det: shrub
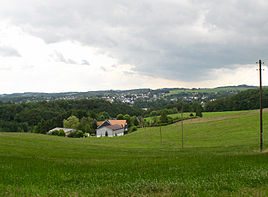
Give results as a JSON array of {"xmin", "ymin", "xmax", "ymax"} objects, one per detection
[
  {"xmin": 50, "ymin": 130, "xmax": 59, "ymax": 136},
  {"xmin": 57, "ymin": 129, "xmax": 66, "ymax": 137},
  {"xmin": 67, "ymin": 130, "xmax": 84, "ymax": 138},
  {"xmin": 75, "ymin": 131, "xmax": 84, "ymax": 138},
  {"xmin": 130, "ymin": 126, "xmax": 137, "ymax": 133},
  {"xmin": 67, "ymin": 132, "xmax": 75, "ymax": 138},
  {"xmin": 49, "ymin": 129, "xmax": 66, "ymax": 137},
  {"xmin": 84, "ymin": 133, "xmax": 90, "ymax": 137}
]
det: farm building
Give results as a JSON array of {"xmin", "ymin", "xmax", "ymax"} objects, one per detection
[
  {"xmin": 48, "ymin": 127, "xmax": 76, "ymax": 135},
  {"xmin": 96, "ymin": 120, "xmax": 127, "ymax": 137}
]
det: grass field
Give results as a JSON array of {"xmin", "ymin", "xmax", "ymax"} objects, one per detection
[
  {"xmin": 145, "ymin": 110, "xmax": 251, "ymax": 122},
  {"xmin": 167, "ymin": 87, "xmax": 254, "ymax": 96},
  {"xmin": 0, "ymin": 110, "xmax": 267, "ymax": 196}
]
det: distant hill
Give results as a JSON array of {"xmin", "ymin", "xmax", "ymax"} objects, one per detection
[
  {"xmin": 167, "ymin": 84, "xmax": 257, "ymax": 95},
  {"xmin": 0, "ymin": 89, "xmax": 151, "ymax": 103},
  {"xmin": 0, "ymin": 85, "xmax": 260, "ymax": 107},
  {"xmin": 215, "ymin": 84, "xmax": 257, "ymax": 89},
  {"xmin": 205, "ymin": 88, "xmax": 268, "ymax": 112}
]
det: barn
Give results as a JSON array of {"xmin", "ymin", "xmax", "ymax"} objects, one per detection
[{"xmin": 96, "ymin": 120, "xmax": 127, "ymax": 137}]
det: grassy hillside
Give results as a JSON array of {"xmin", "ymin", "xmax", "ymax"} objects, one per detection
[
  {"xmin": 167, "ymin": 85, "xmax": 256, "ymax": 96},
  {"xmin": 144, "ymin": 110, "xmax": 251, "ymax": 122},
  {"xmin": 0, "ymin": 110, "xmax": 267, "ymax": 196}
]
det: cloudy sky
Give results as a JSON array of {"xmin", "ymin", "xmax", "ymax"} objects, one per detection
[{"xmin": 0, "ymin": 0, "xmax": 268, "ymax": 93}]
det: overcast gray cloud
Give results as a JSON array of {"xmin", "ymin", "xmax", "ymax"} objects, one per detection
[
  {"xmin": 52, "ymin": 51, "xmax": 77, "ymax": 64},
  {"xmin": 0, "ymin": 0, "xmax": 268, "ymax": 82},
  {"xmin": 0, "ymin": 46, "xmax": 20, "ymax": 57},
  {"xmin": 81, "ymin": 60, "xmax": 90, "ymax": 66},
  {"xmin": 52, "ymin": 51, "xmax": 92, "ymax": 65}
]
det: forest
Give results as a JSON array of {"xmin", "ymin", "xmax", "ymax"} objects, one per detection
[
  {"xmin": 0, "ymin": 88, "xmax": 267, "ymax": 134},
  {"xmin": 204, "ymin": 88, "xmax": 268, "ymax": 112},
  {"xmin": 0, "ymin": 99, "xmax": 143, "ymax": 133}
]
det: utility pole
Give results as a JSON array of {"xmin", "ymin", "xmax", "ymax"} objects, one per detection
[
  {"xmin": 181, "ymin": 104, "xmax": 184, "ymax": 149},
  {"xmin": 258, "ymin": 60, "xmax": 263, "ymax": 152}
]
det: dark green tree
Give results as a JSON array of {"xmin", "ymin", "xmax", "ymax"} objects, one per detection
[
  {"xmin": 116, "ymin": 114, "xmax": 124, "ymax": 120},
  {"xmin": 123, "ymin": 114, "xmax": 131, "ymax": 126},
  {"xmin": 63, "ymin": 115, "xmax": 79, "ymax": 129},
  {"xmin": 77, "ymin": 117, "xmax": 91, "ymax": 133},
  {"xmin": 131, "ymin": 116, "xmax": 139, "ymax": 126},
  {"xmin": 160, "ymin": 111, "xmax": 168, "ymax": 123},
  {"xmin": 195, "ymin": 106, "xmax": 203, "ymax": 117}
]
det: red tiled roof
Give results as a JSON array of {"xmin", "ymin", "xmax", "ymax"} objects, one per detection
[
  {"xmin": 97, "ymin": 121, "xmax": 104, "ymax": 126},
  {"xmin": 108, "ymin": 120, "xmax": 127, "ymax": 127},
  {"xmin": 97, "ymin": 120, "xmax": 127, "ymax": 128}
]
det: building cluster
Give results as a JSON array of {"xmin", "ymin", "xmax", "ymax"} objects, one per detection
[
  {"xmin": 101, "ymin": 91, "xmax": 216, "ymax": 107},
  {"xmin": 101, "ymin": 92, "xmax": 166, "ymax": 105}
]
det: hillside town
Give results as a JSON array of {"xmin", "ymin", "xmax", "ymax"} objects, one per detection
[{"xmin": 0, "ymin": 85, "xmax": 255, "ymax": 108}]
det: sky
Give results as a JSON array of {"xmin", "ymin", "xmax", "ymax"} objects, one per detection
[{"xmin": 0, "ymin": 0, "xmax": 268, "ymax": 94}]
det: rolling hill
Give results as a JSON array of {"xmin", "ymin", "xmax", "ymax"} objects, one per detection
[{"xmin": 0, "ymin": 109, "xmax": 267, "ymax": 196}]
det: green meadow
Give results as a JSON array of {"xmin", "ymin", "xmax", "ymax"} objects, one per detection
[
  {"xmin": 145, "ymin": 110, "xmax": 250, "ymax": 122},
  {"xmin": 0, "ymin": 110, "xmax": 267, "ymax": 196},
  {"xmin": 167, "ymin": 86, "xmax": 254, "ymax": 96}
]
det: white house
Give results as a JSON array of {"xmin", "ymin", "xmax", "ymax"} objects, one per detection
[
  {"xmin": 48, "ymin": 127, "xmax": 76, "ymax": 135},
  {"xmin": 96, "ymin": 120, "xmax": 127, "ymax": 137}
]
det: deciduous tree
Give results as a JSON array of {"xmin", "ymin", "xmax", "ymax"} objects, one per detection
[{"xmin": 63, "ymin": 115, "xmax": 79, "ymax": 129}]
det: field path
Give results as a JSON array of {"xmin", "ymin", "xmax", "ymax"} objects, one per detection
[{"xmin": 177, "ymin": 108, "xmax": 268, "ymax": 125}]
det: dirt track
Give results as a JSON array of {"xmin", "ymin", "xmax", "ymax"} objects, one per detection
[{"xmin": 176, "ymin": 108, "xmax": 268, "ymax": 125}]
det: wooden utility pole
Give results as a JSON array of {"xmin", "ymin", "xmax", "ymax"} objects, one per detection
[
  {"xmin": 258, "ymin": 60, "xmax": 263, "ymax": 152},
  {"xmin": 181, "ymin": 104, "xmax": 184, "ymax": 149}
]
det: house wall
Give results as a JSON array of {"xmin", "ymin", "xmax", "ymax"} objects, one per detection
[
  {"xmin": 113, "ymin": 128, "xmax": 124, "ymax": 136},
  {"xmin": 96, "ymin": 127, "xmax": 113, "ymax": 137},
  {"xmin": 96, "ymin": 127, "xmax": 124, "ymax": 137}
]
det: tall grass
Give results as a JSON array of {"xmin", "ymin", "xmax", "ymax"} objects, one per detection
[{"xmin": 0, "ymin": 110, "xmax": 267, "ymax": 196}]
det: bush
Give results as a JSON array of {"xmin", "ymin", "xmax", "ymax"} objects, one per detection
[
  {"xmin": 129, "ymin": 126, "xmax": 137, "ymax": 133},
  {"xmin": 84, "ymin": 133, "xmax": 90, "ymax": 137},
  {"xmin": 67, "ymin": 130, "xmax": 84, "ymax": 138},
  {"xmin": 50, "ymin": 130, "xmax": 59, "ymax": 136},
  {"xmin": 58, "ymin": 129, "xmax": 66, "ymax": 136},
  {"xmin": 67, "ymin": 132, "xmax": 75, "ymax": 138},
  {"xmin": 49, "ymin": 129, "xmax": 66, "ymax": 137}
]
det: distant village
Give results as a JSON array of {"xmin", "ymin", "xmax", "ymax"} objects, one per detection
[
  {"xmin": 100, "ymin": 92, "xmax": 164, "ymax": 105},
  {"xmin": 0, "ymin": 85, "xmax": 254, "ymax": 108},
  {"xmin": 99, "ymin": 91, "xmax": 215, "ymax": 108}
]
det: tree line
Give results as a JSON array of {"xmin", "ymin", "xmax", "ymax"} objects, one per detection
[
  {"xmin": 144, "ymin": 102, "xmax": 203, "ymax": 117},
  {"xmin": 204, "ymin": 88, "xmax": 268, "ymax": 112},
  {"xmin": 0, "ymin": 99, "xmax": 143, "ymax": 133},
  {"xmin": 0, "ymin": 88, "xmax": 266, "ymax": 133}
]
